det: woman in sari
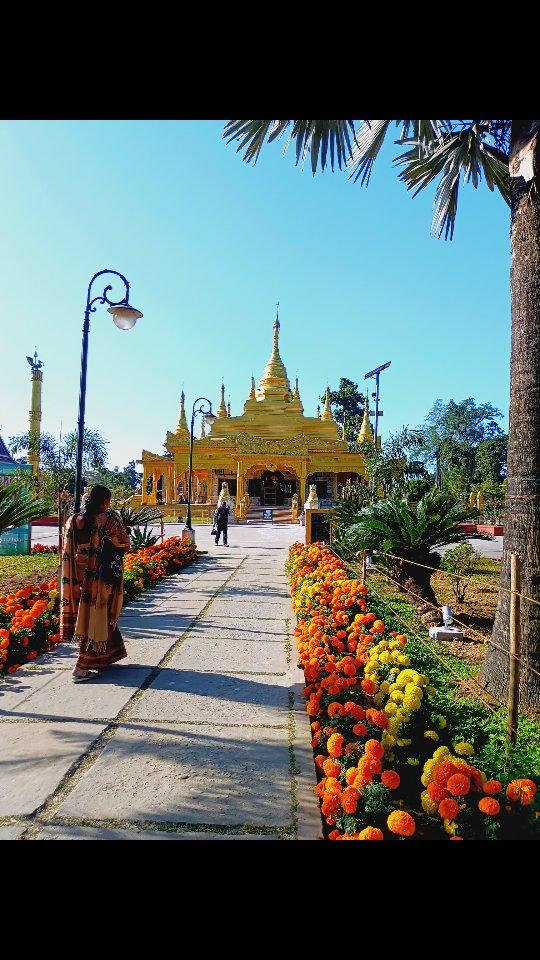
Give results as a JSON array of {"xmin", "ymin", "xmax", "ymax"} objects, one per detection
[{"xmin": 60, "ymin": 484, "xmax": 131, "ymax": 682}]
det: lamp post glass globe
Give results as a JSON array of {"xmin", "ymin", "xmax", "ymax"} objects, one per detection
[
  {"xmin": 204, "ymin": 412, "xmax": 217, "ymax": 425},
  {"xmin": 107, "ymin": 303, "xmax": 143, "ymax": 331}
]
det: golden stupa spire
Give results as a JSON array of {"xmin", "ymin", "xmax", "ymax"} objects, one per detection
[
  {"xmin": 217, "ymin": 382, "xmax": 227, "ymax": 418},
  {"xmin": 321, "ymin": 386, "xmax": 333, "ymax": 421},
  {"xmin": 358, "ymin": 395, "xmax": 374, "ymax": 443},
  {"xmin": 200, "ymin": 416, "xmax": 206, "ymax": 438},
  {"xmin": 293, "ymin": 377, "xmax": 300, "ymax": 399},
  {"xmin": 177, "ymin": 388, "xmax": 188, "ymax": 432},
  {"xmin": 250, "ymin": 375, "xmax": 256, "ymax": 399},
  {"xmin": 227, "ymin": 401, "xmax": 231, "ymax": 417},
  {"xmin": 259, "ymin": 304, "xmax": 291, "ymax": 394}
]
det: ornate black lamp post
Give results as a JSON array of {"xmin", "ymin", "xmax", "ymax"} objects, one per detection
[
  {"xmin": 186, "ymin": 397, "xmax": 216, "ymax": 534},
  {"xmin": 74, "ymin": 269, "xmax": 143, "ymax": 513}
]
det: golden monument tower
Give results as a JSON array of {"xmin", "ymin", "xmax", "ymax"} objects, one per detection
[{"xmin": 26, "ymin": 350, "xmax": 44, "ymax": 476}]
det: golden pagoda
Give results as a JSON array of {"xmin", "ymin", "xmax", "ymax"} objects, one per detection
[{"xmin": 138, "ymin": 313, "xmax": 366, "ymax": 516}]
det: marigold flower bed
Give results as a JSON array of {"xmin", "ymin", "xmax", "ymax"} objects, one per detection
[
  {"xmin": 0, "ymin": 536, "xmax": 197, "ymax": 677},
  {"xmin": 287, "ymin": 542, "xmax": 538, "ymax": 840}
]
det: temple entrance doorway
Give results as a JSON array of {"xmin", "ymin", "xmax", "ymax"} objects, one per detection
[{"xmin": 247, "ymin": 470, "xmax": 297, "ymax": 507}]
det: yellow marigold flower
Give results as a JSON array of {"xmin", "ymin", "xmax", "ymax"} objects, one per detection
[
  {"xmin": 433, "ymin": 746, "xmax": 450, "ymax": 761},
  {"xmin": 390, "ymin": 690, "xmax": 404, "ymax": 703},
  {"xmin": 443, "ymin": 819, "xmax": 458, "ymax": 835},
  {"xmin": 384, "ymin": 702, "xmax": 398, "ymax": 716},
  {"xmin": 437, "ymin": 715, "xmax": 447, "ymax": 729},
  {"xmin": 424, "ymin": 759, "xmax": 436, "ymax": 774},
  {"xmin": 378, "ymin": 651, "xmax": 390, "ymax": 663},
  {"xmin": 407, "ymin": 757, "xmax": 420, "ymax": 766},
  {"xmin": 417, "ymin": 674, "xmax": 428, "ymax": 686},
  {"xmin": 383, "ymin": 734, "xmax": 396, "ymax": 747},
  {"xmin": 380, "ymin": 681, "xmax": 390, "ymax": 696},
  {"xmin": 403, "ymin": 695, "xmax": 421, "ymax": 712},
  {"xmin": 405, "ymin": 682, "xmax": 423, "ymax": 696},
  {"xmin": 454, "ymin": 742, "xmax": 475, "ymax": 756},
  {"xmin": 421, "ymin": 791, "xmax": 438, "ymax": 815},
  {"xmin": 424, "ymin": 730, "xmax": 440, "ymax": 741},
  {"xmin": 421, "ymin": 772, "xmax": 433, "ymax": 787}
]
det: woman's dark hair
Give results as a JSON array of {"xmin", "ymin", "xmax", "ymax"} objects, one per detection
[{"xmin": 81, "ymin": 484, "xmax": 112, "ymax": 532}]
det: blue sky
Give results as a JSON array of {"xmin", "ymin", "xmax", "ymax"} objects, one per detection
[{"xmin": 0, "ymin": 120, "xmax": 510, "ymax": 468}]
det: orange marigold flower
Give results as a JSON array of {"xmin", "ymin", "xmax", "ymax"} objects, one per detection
[
  {"xmin": 433, "ymin": 761, "xmax": 459, "ymax": 784},
  {"xmin": 381, "ymin": 770, "xmax": 400, "ymax": 790},
  {"xmin": 324, "ymin": 777, "xmax": 342, "ymax": 796},
  {"xmin": 327, "ymin": 733, "xmax": 344, "ymax": 757},
  {"xmin": 361, "ymin": 678, "xmax": 377, "ymax": 695},
  {"xmin": 314, "ymin": 754, "xmax": 326, "ymax": 770},
  {"xmin": 365, "ymin": 739, "xmax": 384, "ymax": 759},
  {"xmin": 483, "ymin": 780, "xmax": 502, "ymax": 795},
  {"xmin": 328, "ymin": 829, "xmax": 341, "ymax": 840},
  {"xmin": 323, "ymin": 758, "xmax": 341, "ymax": 778},
  {"xmin": 427, "ymin": 781, "xmax": 449, "ymax": 804},
  {"xmin": 478, "ymin": 797, "xmax": 500, "ymax": 816},
  {"xmin": 358, "ymin": 826, "xmax": 384, "ymax": 840},
  {"xmin": 387, "ymin": 810, "xmax": 416, "ymax": 837},
  {"xmin": 438, "ymin": 798, "xmax": 459, "ymax": 820},
  {"xmin": 352, "ymin": 722, "xmax": 368, "ymax": 737},
  {"xmin": 506, "ymin": 778, "xmax": 537, "ymax": 805},
  {"xmin": 449, "ymin": 836, "xmax": 464, "ymax": 840},
  {"xmin": 321, "ymin": 794, "xmax": 341, "ymax": 817},
  {"xmin": 327, "ymin": 702, "xmax": 344, "ymax": 717},
  {"xmin": 447, "ymin": 773, "xmax": 471, "ymax": 797},
  {"xmin": 341, "ymin": 786, "xmax": 360, "ymax": 814},
  {"xmin": 345, "ymin": 767, "xmax": 359, "ymax": 785}
]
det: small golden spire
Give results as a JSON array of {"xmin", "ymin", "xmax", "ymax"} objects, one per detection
[
  {"xmin": 200, "ymin": 417, "xmax": 206, "ymax": 438},
  {"xmin": 177, "ymin": 388, "xmax": 188, "ymax": 432},
  {"xmin": 293, "ymin": 377, "xmax": 300, "ymax": 399},
  {"xmin": 260, "ymin": 307, "xmax": 291, "ymax": 393},
  {"xmin": 217, "ymin": 382, "xmax": 227, "ymax": 418},
  {"xmin": 358, "ymin": 395, "xmax": 374, "ymax": 443},
  {"xmin": 227, "ymin": 401, "xmax": 231, "ymax": 417},
  {"xmin": 321, "ymin": 386, "xmax": 333, "ymax": 421},
  {"xmin": 250, "ymin": 375, "xmax": 256, "ymax": 399},
  {"xmin": 317, "ymin": 404, "xmax": 321, "ymax": 419}
]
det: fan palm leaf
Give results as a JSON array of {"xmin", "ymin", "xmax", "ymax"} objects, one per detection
[{"xmin": 0, "ymin": 484, "xmax": 52, "ymax": 537}]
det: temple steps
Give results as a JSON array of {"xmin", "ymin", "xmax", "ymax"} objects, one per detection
[{"xmin": 245, "ymin": 505, "xmax": 297, "ymax": 524}]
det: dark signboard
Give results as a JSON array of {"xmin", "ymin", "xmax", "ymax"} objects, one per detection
[
  {"xmin": 307, "ymin": 510, "xmax": 331, "ymax": 545},
  {"xmin": 262, "ymin": 509, "xmax": 273, "ymax": 521}
]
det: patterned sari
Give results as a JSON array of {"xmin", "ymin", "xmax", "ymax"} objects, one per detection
[{"xmin": 61, "ymin": 510, "xmax": 128, "ymax": 670}]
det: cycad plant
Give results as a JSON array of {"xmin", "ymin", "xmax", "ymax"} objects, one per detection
[
  {"xmin": 336, "ymin": 489, "xmax": 478, "ymax": 603},
  {"xmin": 118, "ymin": 504, "xmax": 163, "ymax": 529},
  {"xmin": 0, "ymin": 483, "xmax": 52, "ymax": 538},
  {"xmin": 129, "ymin": 524, "xmax": 159, "ymax": 551}
]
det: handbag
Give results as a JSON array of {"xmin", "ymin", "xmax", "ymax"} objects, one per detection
[{"xmin": 98, "ymin": 536, "xmax": 124, "ymax": 585}]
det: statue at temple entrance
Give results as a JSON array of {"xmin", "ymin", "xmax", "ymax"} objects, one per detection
[
  {"xmin": 304, "ymin": 484, "xmax": 319, "ymax": 510},
  {"xmin": 218, "ymin": 481, "xmax": 233, "ymax": 508}
]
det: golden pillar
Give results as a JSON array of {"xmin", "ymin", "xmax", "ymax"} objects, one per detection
[{"xmin": 27, "ymin": 351, "xmax": 43, "ymax": 477}]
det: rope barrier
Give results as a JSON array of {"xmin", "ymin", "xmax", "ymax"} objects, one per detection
[{"xmin": 370, "ymin": 549, "xmax": 540, "ymax": 608}]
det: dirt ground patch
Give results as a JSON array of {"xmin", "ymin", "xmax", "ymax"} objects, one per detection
[
  {"xmin": 431, "ymin": 557, "xmax": 501, "ymax": 641},
  {"xmin": 0, "ymin": 555, "xmax": 59, "ymax": 595}
]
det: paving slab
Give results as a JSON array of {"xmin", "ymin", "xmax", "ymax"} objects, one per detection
[
  {"xmin": 1, "ymin": 668, "xmax": 62, "ymax": 714},
  {"xmin": 56, "ymin": 722, "xmax": 292, "ymax": 827},
  {"xmin": 209, "ymin": 600, "xmax": 289, "ymax": 620},
  {"xmin": 120, "ymin": 631, "xmax": 179, "ymax": 667},
  {"xmin": 7, "ymin": 666, "xmax": 151, "ymax": 721},
  {"xmin": 188, "ymin": 617, "xmax": 289, "ymax": 640},
  {"xmin": 0, "ymin": 721, "xmax": 106, "ymax": 817},
  {"xmin": 130, "ymin": 668, "xmax": 289, "ymax": 724},
  {"xmin": 169, "ymin": 635, "xmax": 288, "ymax": 674},
  {"xmin": 34, "ymin": 824, "xmax": 278, "ymax": 840},
  {"xmin": 0, "ymin": 825, "xmax": 27, "ymax": 840},
  {"xmin": 117, "ymin": 612, "xmax": 196, "ymax": 634}
]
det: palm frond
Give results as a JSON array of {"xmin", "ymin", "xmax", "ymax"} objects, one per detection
[
  {"xmin": 223, "ymin": 120, "xmax": 357, "ymax": 171},
  {"xmin": 0, "ymin": 484, "xmax": 53, "ymax": 537}
]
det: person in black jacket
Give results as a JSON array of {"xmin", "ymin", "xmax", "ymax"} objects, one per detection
[{"xmin": 214, "ymin": 501, "xmax": 230, "ymax": 546}]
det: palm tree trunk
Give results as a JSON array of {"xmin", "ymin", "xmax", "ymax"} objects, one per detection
[{"xmin": 481, "ymin": 120, "xmax": 540, "ymax": 708}]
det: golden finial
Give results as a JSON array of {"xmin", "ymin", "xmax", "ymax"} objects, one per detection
[
  {"xmin": 200, "ymin": 417, "xmax": 206, "ymax": 438},
  {"xmin": 217, "ymin": 382, "xmax": 227, "ymax": 418},
  {"xmin": 227, "ymin": 401, "xmax": 231, "ymax": 417},
  {"xmin": 358, "ymin": 395, "xmax": 374, "ymax": 443},
  {"xmin": 317, "ymin": 404, "xmax": 321, "ymax": 419},
  {"xmin": 293, "ymin": 377, "xmax": 300, "ymax": 399},
  {"xmin": 321, "ymin": 386, "xmax": 333, "ymax": 421},
  {"xmin": 177, "ymin": 388, "xmax": 188, "ymax": 432},
  {"xmin": 250, "ymin": 375, "xmax": 256, "ymax": 399},
  {"xmin": 260, "ymin": 306, "xmax": 290, "ymax": 393}
]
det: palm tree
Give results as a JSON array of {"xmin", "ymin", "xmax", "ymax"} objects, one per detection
[
  {"xmin": 0, "ymin": 483, "xmax": 52, "ymax": 538},
  {"xmin": 334, "ymin": 489, "xmax": 476, "ymax": 604},
  {"xmin": 224, "ymin": 119, "xmax": 540, "ymax": 708}
]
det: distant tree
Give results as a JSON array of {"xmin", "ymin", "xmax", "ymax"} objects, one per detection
[
  {"xmin": 420, "ymin": 398, "xmax": 504, "ymax": 489},
  {"xmin": 474, "ymin": 436, "xmax": 508, "ymax": 484},
  {"xmin": 9, "ymin": 428, "xmax": 108, "ymax": 500}
]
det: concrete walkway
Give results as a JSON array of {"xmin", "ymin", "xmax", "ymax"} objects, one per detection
[{"xmin": 0, "ymin": 524, "xmax": 322, "ymax": 841}]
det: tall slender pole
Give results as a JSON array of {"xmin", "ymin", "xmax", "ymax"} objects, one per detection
[
  {"xmin": 186, "ymin": 411, "xmax": 195, "ymax": 531},
  {"xmin": 374, "ymin": 371, "xmax": 380, "ymax": 448},
  {"xmin": 507, "ymin": 552, "xmax": 521, "ymax": 745},
  {"xmin": 74, "ymin": 309, "xmax": 91, "ymax": 513}
]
